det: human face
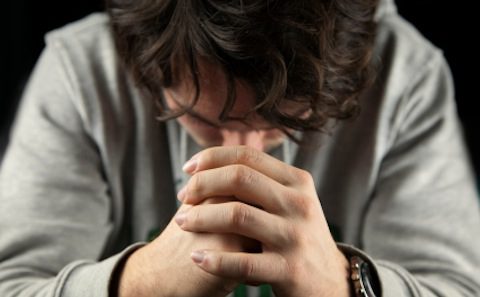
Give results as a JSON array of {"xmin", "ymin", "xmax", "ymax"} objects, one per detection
[{"xmin": 163, "ymin": 61, "xmax": 288, "ymax": 152}]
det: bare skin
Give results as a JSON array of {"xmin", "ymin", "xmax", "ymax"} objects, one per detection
[
  {"xmin": 118, "ymin": 200, "xmax": 255, "ymax": 297},
  {"xmin": 176, "ymin": 146, "xmax": 350, "ymax": 297}
]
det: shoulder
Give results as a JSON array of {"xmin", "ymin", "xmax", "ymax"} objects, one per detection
[
  {"xmin": 42, "ymin": 13, "xmax": 118, "ymax": 89},
  {"xmin": 350, "ymin": 10, "xmax": 456, "ymax": 162},
  {"xmin": 39, "ymin": 13, "xmax": 139, "ymax": 137},
  {"xmin": 45, "ymin": 13, "xmax": 112, "ymax": 53},
  {"xmin": 373, "ymin": 11, "xmax": 447, "ymax": 98},
  {"xmin": 370, "ymin": 9, "xmax": 453, "ymax": 126}
]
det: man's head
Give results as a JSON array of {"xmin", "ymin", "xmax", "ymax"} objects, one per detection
[{"xmin": 106, "ymin": 0, "xmax": 379, "ymax": 146}]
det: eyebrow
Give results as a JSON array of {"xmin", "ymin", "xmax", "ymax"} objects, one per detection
[
  {"xmin": 185, "ymin": 108, "xmax": 276, "ymax": 131},
  {"xmin": 185, "ymin": 109, "xmax": 226, "ymax": 128}
]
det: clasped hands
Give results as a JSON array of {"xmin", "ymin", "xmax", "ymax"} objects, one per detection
[
  {"xmin": 118, "ymin": 146, "xmax": 350, "ymax": 297},
  {"xmin": 174, "ymin": 146, "xmax": 350, "ymax": 297}
]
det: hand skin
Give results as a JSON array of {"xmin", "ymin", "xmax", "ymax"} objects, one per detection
[
  {"xmin": 116, "ymin": 198, "xmax": 259, "ymax": 297},
  {"xmin": 176, "ymin": 146, "xmax": 351, "ymax": 297}
]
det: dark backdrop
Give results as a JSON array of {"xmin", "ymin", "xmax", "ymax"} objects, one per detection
[
  {"xmin": 1, "ymin": 1, "xmax": 103, "ymax": 142},
  {"xmin": 1, "ymin": 1, "xmax": 478, "ymax": 175}
]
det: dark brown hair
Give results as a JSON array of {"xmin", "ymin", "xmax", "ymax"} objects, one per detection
[{"xmin": 106, "ymin": 0, "xmax": 379, "ymax": 134}]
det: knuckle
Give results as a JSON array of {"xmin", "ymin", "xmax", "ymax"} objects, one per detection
[
  {"xmin": 291, "ymin": 228, "xmax": 310, "ymax": 250},
  {"xmin": 283, "ymin": 222, "xmax": 300, "ymax": 245},
  {"xmin": 188, "ymin": 174, "xmax": 203, "ymax": 195},
  {"xmin": 228, "ymin": 165, "xmax": 244, "ymax": 186},
  {"xmin": 228, "ymin": 202, "xmax": 250, "ymax": 227},
  {"xmin": 238, "ymin": 257, "xmax": 256, "ymax": 278},
  {"xmin": 293, "ymin": 168, "xmax": 314, "ymax": 186},
  {"xmin": 212, "ymin": 253, "xmax": 224, "ymax": 274},
  {"xmin": 234, "ymin": 146, "xmax": 261, "ymax": 165},
  {"xmin": 187, "ymin": 208, "xmax": 202, "ymax": 227},
  {"xmin": 285, "ymin": 189, "xmax": 313, "ymax": 217},
  {"xmin": 228, "ymin": 165, "xmax": 255, "ymax": 186},
  {"xmin": 296, "ymin": 197, "xmax": 312, "ymax": 217},
  {"xmin": 201, "ymin": 148, "xmax": 215, "ymax": 163}
]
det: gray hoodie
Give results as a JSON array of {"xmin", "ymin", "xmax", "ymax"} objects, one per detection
[{"xmin": 1, "ymin": 0, "xmax": 479, "ymax": 296}]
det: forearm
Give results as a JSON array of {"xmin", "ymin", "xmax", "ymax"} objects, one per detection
[
  {"xmin": 0, "ymin": 244, "xmax": 143, "ymax": 297},
  {"xmin": 376, "ymin": 261, "xmax": 480, "ymax": 297}
]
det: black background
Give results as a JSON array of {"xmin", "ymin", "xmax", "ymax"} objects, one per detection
[{"xmin": 1, "ymin": 1, "xmax": 478, "ymax": 176}]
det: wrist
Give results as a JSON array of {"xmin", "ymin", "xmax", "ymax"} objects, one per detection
[
  {"xmin": 335, "ymin": 249, "xmax": 354, "ymax": 297},
  {"xmin": 114, "ymin": 246, "xmax": 162, "ymax": 297}
]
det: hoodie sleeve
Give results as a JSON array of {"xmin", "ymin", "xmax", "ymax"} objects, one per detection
[
  {"xmin": 361, "ymin": 50, "xmax": 480, "ymax": 296},
  {"xmin": 0, "ymin": 34, "xmax": 138, "ymax": 297}
]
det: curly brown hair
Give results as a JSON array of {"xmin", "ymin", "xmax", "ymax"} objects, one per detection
[{"xmin": 106, "ymin": 0, "xmax": 379, "ymax": 134}]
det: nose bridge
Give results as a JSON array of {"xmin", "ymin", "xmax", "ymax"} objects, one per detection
[{"xmin": 221, "ymin": 129, "xmax": 266, "ymax": 152}]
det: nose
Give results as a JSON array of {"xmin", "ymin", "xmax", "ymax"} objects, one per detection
[{"xmin": 220, "ymin": 129, "xmax": 266, "ymax": 151}]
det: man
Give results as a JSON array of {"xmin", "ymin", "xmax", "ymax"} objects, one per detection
[{"xmin": 0, "ymin": 0, "xmax": 479, "ymax": 296}]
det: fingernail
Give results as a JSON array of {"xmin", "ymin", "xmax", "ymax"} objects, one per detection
[
  {"xmin": 175, "ymin": 211, "xmax": 187, "ymax": 226},
  {"xmin": 182, "ymin": 156, "xmax": 198, "ymax": 174},
  {"xmin": 191, "ymin": 250, "xmax": 206, "ymax": 264},
  {"xmin": 177, "ymin": 186, "xmax": 187, "ymax": 202}
]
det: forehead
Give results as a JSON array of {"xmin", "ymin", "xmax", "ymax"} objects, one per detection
[
  {"xmin": 168, "ymin": 59, "xmax": 310, "ymax": 126},
  {"xmin": 169, "ymin": 61, "xmax": 258, "ymax": 118}
]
